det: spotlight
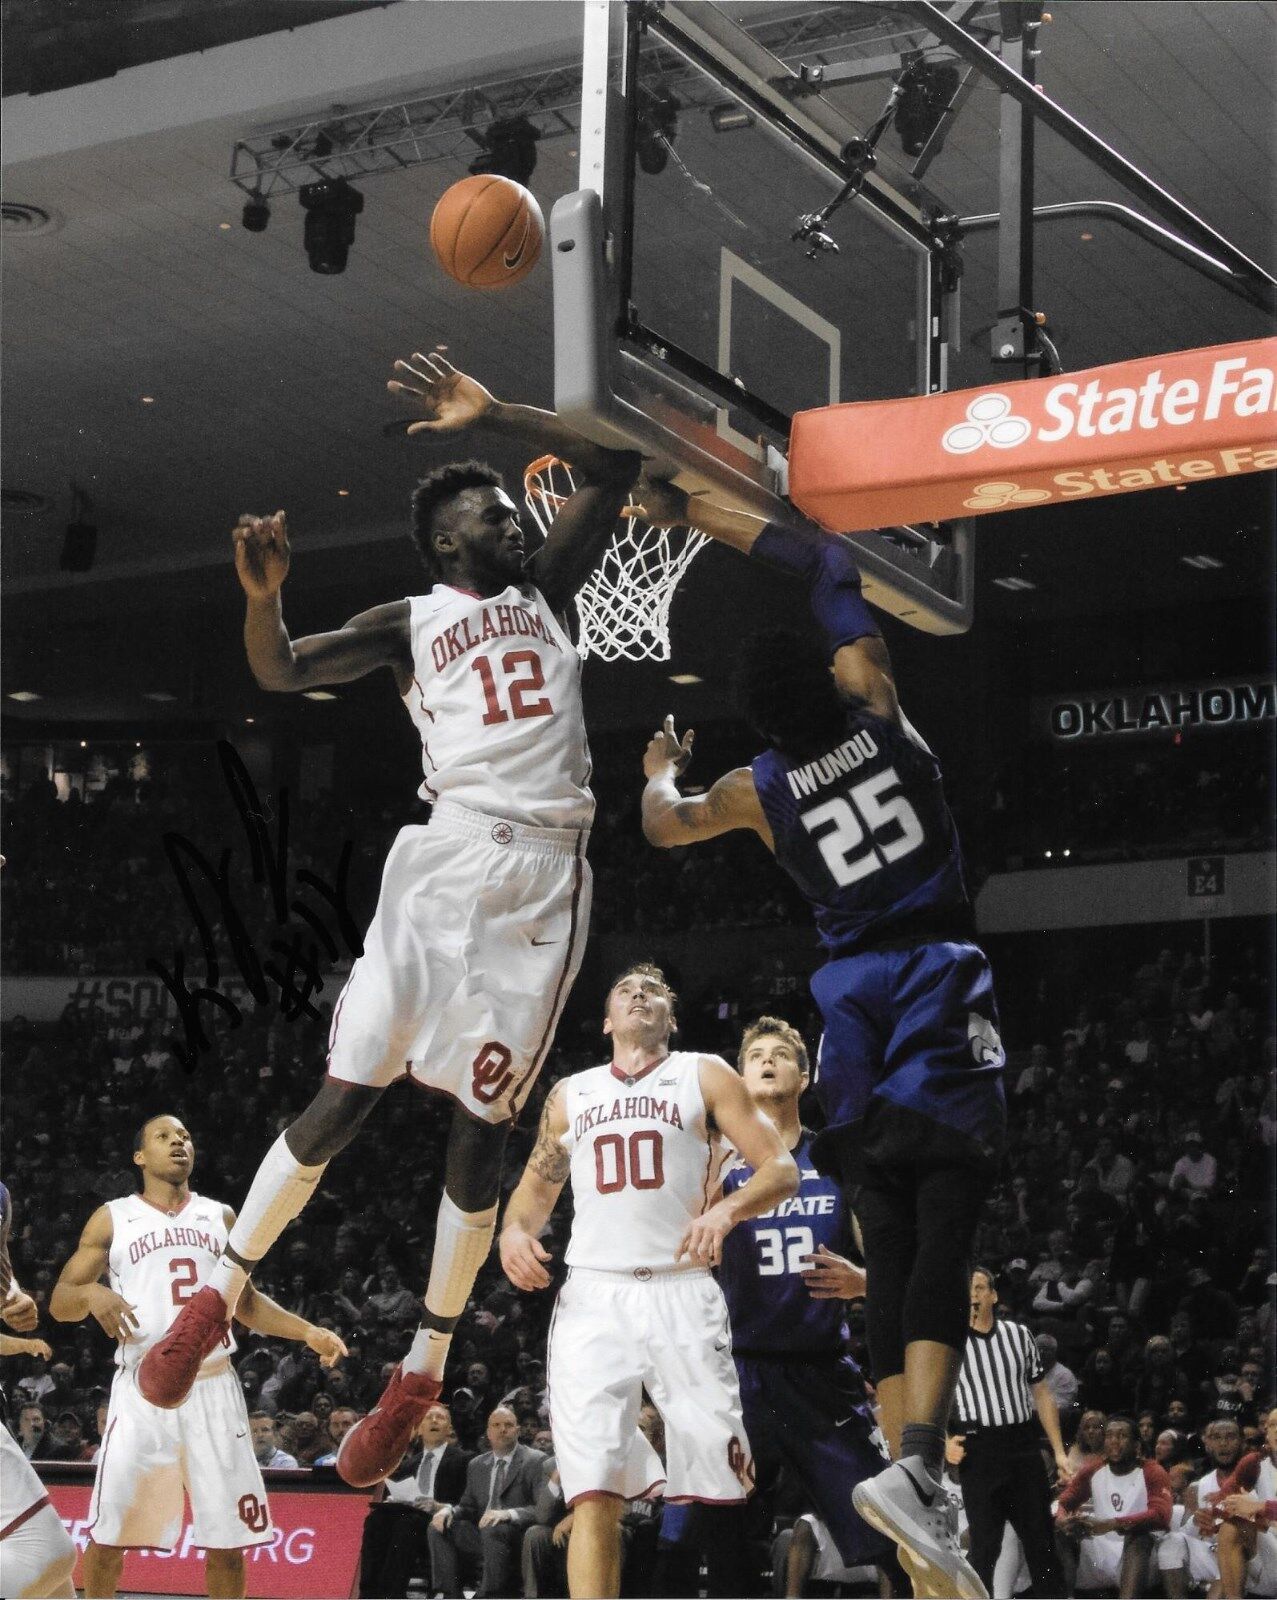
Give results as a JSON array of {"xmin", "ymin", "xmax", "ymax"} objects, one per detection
[
  {"xmin": 895, "ymin": 62, "xmax": 960, "ymax": 157},
  {"xmin": 241, "ymin": 190, "xmax": 270, "ymax": 232},
  {"xmin": 636, "ymin": 87, "xmax": 680, "ymax": 175},
  {"xmin": 710, "ymin": 103, "xmax": 753, "ymax": 133},
  {"xmin": 468, "ymin": 116, "xmax": 540, "ymax": 185},
  {"xmin": 298, "ymin": 178, "xmax": 364, "ymax": 275}
]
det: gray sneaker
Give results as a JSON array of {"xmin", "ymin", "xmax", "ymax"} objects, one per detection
[{"xmin": 852, "ymin": 1459, "xmax": 989, "ymax": 1600}]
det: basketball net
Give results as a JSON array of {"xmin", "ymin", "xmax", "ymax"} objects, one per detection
[{"xmin": 523, "ymin": 456, "xmax": 708, "ymax": 663}]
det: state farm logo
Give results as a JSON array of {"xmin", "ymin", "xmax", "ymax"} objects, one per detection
[
  {"xmin": 942, "ymin": 393, "xmax": 1033, "ymax": 455},
  {"xmin": 963, "ymin": 480, "xmax": 1053, "ymax": 510}
]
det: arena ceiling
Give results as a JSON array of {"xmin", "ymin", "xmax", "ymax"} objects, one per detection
[{"xmin": 1, "ymin": 0, "xmax": 1274, "ymax": 731}]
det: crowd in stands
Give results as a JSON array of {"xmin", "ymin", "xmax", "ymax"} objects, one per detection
[{"xmin": 2, "ymin": 738, "xmax": 1274, "ymax": 1596}]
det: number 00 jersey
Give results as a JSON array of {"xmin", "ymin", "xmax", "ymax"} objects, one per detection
[
  {"xmin": 561, "ymin": 1052, "xmax": 724, "ymax": 1272},
  {"xmin": 106, "ymin": 1193, "xmax": 235, "ymax": 1373},
  {"xmin": 752, "ymin": 709, "xmax": 972, "ymax": 957},
  {"xmin": 403, "ymin": 584, "xmax": 593, "ymax": 830}
]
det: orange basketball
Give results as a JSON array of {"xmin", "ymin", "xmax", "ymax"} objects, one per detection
[{"xmin": 429, "ymin": 175, "xmax": 544, "ymax": 290}]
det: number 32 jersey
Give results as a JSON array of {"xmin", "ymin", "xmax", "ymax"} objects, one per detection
[
  {"xmin": 561, "ymin": 1052, "xmax": 725, "ymax": 1272},
  {"xmin": 404, "ymin": 584, "xmax": 593, "ymax": 830},
  {"xmin": 752, "ymin": 709, "xmax": 971, "ymax": 956},
  {"xmin": 106, "ymin": 1193, "xmax": 235, "ymax": 1373}
]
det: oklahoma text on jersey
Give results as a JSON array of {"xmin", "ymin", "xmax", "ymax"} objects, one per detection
[{"xmin": 427, "ymin": 599, "xmax": 562, "ymax": 672}]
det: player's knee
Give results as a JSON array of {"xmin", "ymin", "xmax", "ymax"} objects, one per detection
[
  {"xmin": 444, "ymin": 1113, "xmax": 508, "ymax": 1210},
  {"xmin": 792, "ymin": 1517, "xmax": 817, "ymax": 1556},
  {"xmin": 574, "ymin": 1495, "xmax": 625, "ymax": 1532}
]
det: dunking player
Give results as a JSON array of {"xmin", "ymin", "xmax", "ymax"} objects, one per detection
[
  {"xmin": 139, "ymin": 356, "xmax": 637, "ymax": 1490},
  {"xmin": 51, "ymin": 1115, "xmax": 346, "ymax": 1599},
  {"xmin": 499, "ymin": 964, "xmax": 798, "ymax": 1599},
  {"xmin": 0, "ymin": 1181, "xmax": 77, "ymax": 1600},
  {"xmin": 717, "ymin": 1016, "xmax": 895, "ymax": 1589},
  {"xmin": 636, "ymin": 481, "xmax": 1005, "ymax": 1600}
]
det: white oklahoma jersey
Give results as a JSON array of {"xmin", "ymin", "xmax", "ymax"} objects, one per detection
[
  {"xmin": 562, "ymin": 1050, "xmax": 723, "ymax": 1270},
  {"xmin": 107, "ymin": 1192, "xmax": 235, "ymax": 1371},
  {"xmin": 548, "ymin": 1052, "xmax": 752, "ymax": 1509},
  {"xmin": 91, "ymin": 1191, "xmax": 272, "ymax": 1554},
  {"xmin": 326, "ymin": 579, "xmax": 595, "ymax": 1119},
  {"xmin": 403, "ymin": 583, "xmax": 592, "ymax": 829}
]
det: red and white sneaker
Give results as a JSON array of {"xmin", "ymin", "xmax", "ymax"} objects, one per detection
[
  {"xmin": 137, "ymin": 1286, "xmax": 231, "ymax": 1409},
  {"xmin": 336, "ymin": 1365, "xmax": 442, "ymax": 1488}
]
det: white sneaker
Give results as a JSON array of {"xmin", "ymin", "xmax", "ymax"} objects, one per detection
[{"xmin": 852, "ymin": 1459, "xmax": 989, "ymax": 1600}]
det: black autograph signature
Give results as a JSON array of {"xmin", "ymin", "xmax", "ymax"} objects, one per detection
[{"xmin": 147, "ymin": 741, "xmax": 363, "ymax": 1068}]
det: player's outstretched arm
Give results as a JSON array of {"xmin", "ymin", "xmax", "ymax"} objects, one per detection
[
  {"xmin": 0, "ymin": 1333, "xmax": 52, "ymax": 1359},
  {"xmin": 499, "ymin": 1083, "xmax": 570, "ymax": 1293},
  {"xmin": 236, "ymin": 1286, "xmax": 348, "ymax": 1365},
  {"xmin": 1, "ymin": 1281, "xmax": 39, "ymax": 1334},
  {"xmin": 234, "ymin": 512, "xmax": 413, "ymax": 692},
  {"xmin": 641, "ymin": 716, "xmax": 773, "ymax": 851},
  {"xmin": 50, "ymin": 1206, "xmax": 139, "ymax": 1341},
  {"xmin": 676, "ymin": 1059, "xmax": 798, "ymax": 1267},
  {"xmin": 389, "ymin": 353, "xmax": 640, "ymax": 612},
  {"xmin": 636, "ymin": 477, "xmax": 902, "ymax": 724}
]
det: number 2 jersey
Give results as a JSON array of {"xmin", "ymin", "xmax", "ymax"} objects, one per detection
[
  {"xmin": 561, "ymin": 1052, "xmax": 725, "ymax": 1272},
  {"xmin": 751, "ymin": 709, "xmax": 972, "ymax": 957},
  {"xmin": 717, "ymin": 1131, "xmax": 851, "ymax": 1355},
  {"xmin": 403, "ymin": 583, "xmax": 594, "ymax": 830},
  {"xmin": 106, "ymin": 1193, "xmax": 235, "ymax": 1373}
]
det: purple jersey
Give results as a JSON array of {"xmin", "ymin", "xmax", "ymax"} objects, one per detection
[
  {"xmin": 752, "ymin": 710, "xmax": 972, "ymax": 956},
  {"xmin": 718, "ymin": 1132, "xmax": 852, "ymax": 1355}
]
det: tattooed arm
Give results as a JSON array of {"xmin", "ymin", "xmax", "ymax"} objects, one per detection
[
  {"xmin": 499, "ymin": 1083, "xmax": 571, "ymax": 1293},
  {"xmin": 641, "ymin": 717, "xmax": 773, "ymax": 851}
]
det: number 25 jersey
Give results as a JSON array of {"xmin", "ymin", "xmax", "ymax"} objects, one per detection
[
  {"xmin": 751, "ymin": 709, "xmax": 972, "ymax": 956},
  {"xmin": 106, "ymin": 1193, "xmax": 235, "ymax": 1373},
  {"xmin": 561, "ymin": 1052, "xmax": 724, "ymax": 1272},
  {"xmin": 403, "ymin": 584, "xmax": 593, "ymax": 830}
]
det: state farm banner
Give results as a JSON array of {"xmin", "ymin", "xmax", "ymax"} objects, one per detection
[
  {"xmin": 789, "ymin": 337, "xmax": 1277, "ymax": 532},
  {"xmin": 50, "ymin": 1480, "xmax": 366, "ymax": 1598},
  {"xmin": 1035, "ymin": 679, "xmax": 1276, "ymax": 740}
]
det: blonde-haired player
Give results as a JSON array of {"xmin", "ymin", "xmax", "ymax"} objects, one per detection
[
  {"xmin": 51, "ymin": 1115, "xmax": 346, "ymax": 1600},
  {"xmin": 500, "ymin": 964, "xmax": 799, "ymax": 1599}
]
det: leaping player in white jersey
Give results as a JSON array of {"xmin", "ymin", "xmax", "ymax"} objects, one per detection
[
  {"xmin": 50, "ymin": 1115, "xmax": 346, "ymax": 1600},
  {"xmin": 139, "ymin": 355, "xmax": 639, "ymax": 1493},
  {"xmin": 499, "ymin": 963, "xmax": 800, "ymax": 1600}
]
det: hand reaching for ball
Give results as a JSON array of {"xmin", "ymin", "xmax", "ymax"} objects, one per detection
[
  {"xmin": 388, "ymin": 353, "xmax": 495, "ymax": 436},
  {"xmin": 233, "ymin": 512, "xmax": 290, "ymax": 600}
]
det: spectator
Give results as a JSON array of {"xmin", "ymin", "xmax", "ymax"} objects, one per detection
[
  {"xmin": 1065, "ymin": 1409, "xmax": 1107, "ymax": 1477},
  {"xmin": 250, "ymin": 1412, "xmax": 298, "ymax": 1469},
  {"xmin": 1170, "ymin": 1129, "xmax": 1218, "ymax": 1197},
  {"xmin": 312, "ymin": 1407, "xmax": 361, "ymax": 1466},
  {"xmin": 1084, "ymin": 1134, "xmax": 1135, "ymax": 1198},
  {"xmin": 363, "ymin": 1404, "xmax": 472, "ymax": 1599},
  {"xmin": 44, "ymin": 1409, "xmax": 94, "ymax": 1463},
  {"xmin": 286, "ymin": 1411, "xmax": 329, "ymax": 1468},
  {"xmin": 364, "ymin": 1264, "xmax": 419, "ymax": 1333},
  {"xmin": 1133, "ymin": 1335, "xmax": 1193, "ymax": 1420},
  {"xmin": 1035, "ymin": 1333, "xmax": 1080, "ymax": 1416},
  {"xmin": 428, "ymin": 1406, "xmax": 546, "ymax": 1599}
]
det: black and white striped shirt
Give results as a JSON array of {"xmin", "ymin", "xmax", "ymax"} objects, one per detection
[{"xmin": 955, "ymin": 1317, "xmax": 1043, "ymax": 1428}]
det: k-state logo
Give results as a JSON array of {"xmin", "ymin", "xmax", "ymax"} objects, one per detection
[
  {"xmin": 963, "ymin": 480, "xmax": 1053, "ymax": 511},
  {"xmin": 943, "ymin": 393, "xmax": 1033, "ymax": 455}
]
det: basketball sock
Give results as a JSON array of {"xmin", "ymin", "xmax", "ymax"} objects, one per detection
[
  {"xmin": 400, "ymin": 1194, "xmax": 497, "ymax": 1379},
  {"xmin": 209, "ymin": 1134, "xmax": 327, "ymax": 1314},
  {"xmin": 899, "ymin": 1422, "xmax": 946, "ymax": 1489}
]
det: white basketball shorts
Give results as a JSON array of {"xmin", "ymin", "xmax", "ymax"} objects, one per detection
[
  {"xmin": 1157, "ymin": 1529, "xmax": 1220, "ymax": 1586},
  {"xmin": 326, "ymin": 802, "xmax": 591, "ymax": 1123},
  {"xmin": 1076, "ymin": 1530, "xmax": 1132, "ymax": 1590},
  {"xmin": 547, "ymin": 1267, "xmax": 753, "ymax": 1506},
  {"xmin": 89, "ymin": 1364, "xmax": 273, "ymax": 1551},
  {"xmin": 1248, "ymin": 1527, "xmax": 1277, "ymax": 1598},
  {"xmin": 1, "ymin": 1423, "xmax": 76, "ymax": 1599}
]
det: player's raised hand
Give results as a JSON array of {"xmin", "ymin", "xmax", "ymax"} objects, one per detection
[
  {"xmin": 233, "ymin": 511, "xmax": 291, "ymax": 600},
  {"xmin": 799, "ymin": 1243, "xmax": 866, "ymax": 1301},
  {"xmin": 500, "ymin": 1226, "xmax": 554, "ymax": 1293},
  {"xmin": 643, "ymin": 716, "xmax": 694, "ymax": 780},
  {"xmin": 388, "ymin": 353, "xmax": 494, "ymax": 435},
  {"xmin": 305, "ymin": 1325, "xmax": 349, "ymax": 1368},
  {"xmin": 86, "ymin": 1284, "xmax": 140, "ymax": 1341},
  {"xmin": 675, "ymin": 1199, "xmax": 736, "ymax": 1267},
  {"xmin": 633, "ymin": 474, "xmax": 694, "ymax": 528},
  {"xmin": 0, "ymin": 1335, "xmax": 53, "ymax": 1360},
  {"xmin": 1, "ymin": 1288, "xmax": 39, "ymax": 1333}
]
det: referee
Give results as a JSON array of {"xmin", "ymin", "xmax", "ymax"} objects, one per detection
[{"xmin": 953, "ymin": 1267, "xmax": 1071, "ymax": 1597}]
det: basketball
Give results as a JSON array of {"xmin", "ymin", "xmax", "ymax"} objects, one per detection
[{"xmin": 429, "ymin": 174, "xmax": 544, "ymax": 290}]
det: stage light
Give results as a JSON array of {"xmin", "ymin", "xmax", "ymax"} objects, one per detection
[
  {"xmin": 299, "ymin": 178, "xmax": 364, "ymax": 274},
  {"xmin": 241, "ymin": 191, "xmax": 271, "ymax": 233},
  {"xmin": 637, "ymin": 88, "xmax": 679, "ymax": 175},
  {"xmin": 710, "ymin": 103, "xmax": 754, "ymax": 133},
  {"xmin": 669, "ymin": 673, "xmax": 702, "ymax": 685},
  {"xmin": 896, "ymin": 62, "xmax": 960, "ymax": 157},
  {"xmin": 468, "ymin": 116, "xmax": 540, "ymax": 185}
]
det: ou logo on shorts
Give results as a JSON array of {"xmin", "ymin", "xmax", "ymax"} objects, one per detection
[
  {"xmin": 238, "ymin": 1493, "xmax": 269, "ymax": 1533},
  {"xmin": 942, "ymin": 393, "xmax": 1033, "ymax": 454}
]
